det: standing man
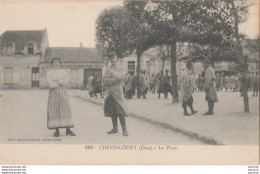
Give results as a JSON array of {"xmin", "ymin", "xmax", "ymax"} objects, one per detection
[
  {"xmin": 249, "ymin": 72, "xmax": 255, "ymax": 91},
  {"xmin": 87, "ymin": 73, "xmax": 94, "ymax": 97},
  {"xmin": 157, "ymin": 70, "xmax": 164, "ymax": 98},
  {"xmin": 162, "ymin": 70, "xmax": 172, "ymax": 99},
  {"xmin": 139, "ymin": 70, "xmax": 148, "ymax": 99},
  {"xmin": 215, "ymin": 74, "xmax": 220, "ymax": 91},
  {"xmin": 218, "ymin": 74, "xmax": 224, "ymax": 92},
  {"xmin": 224, "ymin": 75, "xmax": 230, "ymax": 92},
  {"xmin": 180, "ymin": 61, "xmax": 198, "ymax": 116},
  {"xmin": 197, "ymin": 74, "xmax": 203, "ymax": 92},
  {"xmin": 103, "ymin": 58, "xmax": 128, "ymax": 136},
  {"xmin": 149, "ymin": 74, "xmax": 155, "ymax": 94},
  {"xmin": 124, "ymin": 71, "xmax": 135, "ymax": 99},
  {"xmin": 234, "ymin": 73, "xmax": 239, "ymax": 92},
  {"xmin": 253, "ymin": 72, "xmax": 259, "ymax": 96},
  {"xmin": 230, "ymin": 74, "xmax": 236, "ymax": 92},
  {"xmin": 203, "ymin": 59, "xmax": 218, "ymax": 115},
  {"xmin": 238, "ymin": 72, "xmax": 244, "ymax": 96}
]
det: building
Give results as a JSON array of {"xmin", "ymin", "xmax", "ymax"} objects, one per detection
[
  {"xmin": 121, "ymin": 53, "xmax": 202, "ymax": 77},
  {"xmin": 0, "ymin": 29, "xmax": 104, "ymax": 89},
  {"xmin": 0, "ymin": 29, "xmax": 49, "ymax": 89},
  {"xmin": 40, "ymin": 47, "xmax": 104, "ymax": 89}
]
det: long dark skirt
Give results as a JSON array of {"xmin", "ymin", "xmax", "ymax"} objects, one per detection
[
  {"xmin": 94, "ymin": 86, "xmax": 102, "ymax": 93},
  {"xmin": 125, "ymin": 88, "xmax": 135, "ymax": 99},
  {"xmin": 47, "ymin": 86, "xmax": 74, "ymax": 130},
  {"xmin": 104, "ymin": 95, "xmax": 127, "ymax": 117},
  {"xmin": 157, "ymin": 84, "xmax": 164, "ymax": 94},
  {"xmin": 163, "ymin": 83, "xmax": 172, "ymax": 93}
]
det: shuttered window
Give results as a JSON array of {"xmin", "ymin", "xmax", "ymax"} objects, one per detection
[{"xmin": 4, "ymin": 67, "xmax": 13, "ymax": 84}]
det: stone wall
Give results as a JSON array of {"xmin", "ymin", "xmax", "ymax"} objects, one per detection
[{"xmin": 0, "ymin": 55, "xmax": 41, "ymax": 89}]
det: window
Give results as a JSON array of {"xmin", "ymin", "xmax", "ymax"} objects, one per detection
[
  {"xmin": 28, "ymin": 47, "xmax": 33, "ymax": 55},
  {"xmin": 128, "ymin": 61, "xmax": 135, "ymax": 73},
  {"xmin": 4, "ymin": 67, "xmax": 13, "ymax": 84},
  {"xmin": 31, "ymin": 67, "xmax": 39, "ymax": 87},
  {"xmin": 31, "ymin": 67, "xmax": 39, "ymax": 81},
  {"xmin": 146, "ymin": 61, "xmax": 150, "ymax": 75},
  {"xmin": 5, "ymin": 42, "xmax": 15, "ymax": 55}
]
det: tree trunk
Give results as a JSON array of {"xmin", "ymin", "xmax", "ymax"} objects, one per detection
[
  {"xmin": 231, "ymin": 0, "xmax": 249, "ymax": 112},
  {"xmin": 170, "ymin": 41, "xmax": 179, "ymax": 103},
  {"xmin": 136, "ymin": 51, "xmax": 142, "ymax": 99}
]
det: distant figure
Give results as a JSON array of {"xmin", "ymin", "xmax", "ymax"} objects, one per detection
[
  {"xmin": 191, "ymin": 74, "xmax": 197, "ymax": 92},
  {"xmin": 230, "ymin": 74, "xmax": 236, "ymax": 92},
  {"xmin": 249, "ymin": 72, "xmax": 255, "ymax": 91},
  {"xmin": 215, "ymin": 74, "xmax": 220, "ymax": 91},
  {"xmin": 124, "ymin": 71, "xmax": 135, "ymax": 99},
  {"xmin": 154, "ymin": 72, "xmax": 160, "ymax": 95},
  {"xmin": 180, "ymin": 61, "xmax": 198, "ymax": 116},
  {"xmin": 253, "ymin": 72, "xmax": 259, "ymax": 96},
  {"xmin": 149, "ymin": 74, "xmax": 155, "ymax": 94},
  {"xmin": 218, "ymin": 74, "xmax": 224, "ymax": 91},
  {"xmin": 238, "ymin": 72, "xmax": 243, "ymax": 96},
  {"xmin": 224, "ymin": 75, "xmax": 230, "ymax": 92},
  {"xmin": 103, "ymin": 58, "xmax": 128, "ymax": 136},
  {"xmin": 47, "ymin": 57, "xmax": 76, "ymax": 137},
  {"xmin": 93, "ymin": 73, "xmax": 104, "ymax": 98},
  {"xmin": 144, "ymin": 71, "xmax": 150, "ymax": 91},
  {"xmin": 197, "ymin": 74, "xmax": 203, "ymax": 92},
  {"xmin": 203, "ymin": 59, "xmax": 218, "ymax": 115},
  {"xmin": 139, "ymin": 70, "xmax": 148, "ymax": 99},
  {"xmin": 162, "ymin": 70, "xmax": 172, "ymax": 99},
  {"xmin": 234, "ymin": 74, "xmax": 239, "ymax": 91},
  {"xmin": 87, "ymin": 73, "xmax": 94, "ymax": 97},
  {"xmin": 157, "ymin": 70, "xmax": 164, "ymax": 98}
]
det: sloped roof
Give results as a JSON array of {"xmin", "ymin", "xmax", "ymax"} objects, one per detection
[
  {"xmin": 43, "ymin": 47, "xmax": 104, "ymax": 63},
  {"xmin": 0, "ymin": 30, "xmax": 45, "ymax": 53}
]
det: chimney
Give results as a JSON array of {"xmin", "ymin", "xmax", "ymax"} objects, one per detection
[{"xmin": 80, "ymin": 42, "xmax": 83, "ymax": 48}]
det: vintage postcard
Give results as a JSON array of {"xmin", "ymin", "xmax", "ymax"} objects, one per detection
[{"xmin": 0, "ymin": 0, "xmax": 259, "ymax": 165}]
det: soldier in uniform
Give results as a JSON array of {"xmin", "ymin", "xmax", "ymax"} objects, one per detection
[
  {"xmin": 162, "ymin": 70, "xmax": 172, "ymax": 99},
  {"xmin": 203, "ymin": 59, "xmax": 218, "ymax": 115},
  {"xmin": 180, "ymin": 61, "xmax": 198, "ymax": 116},
  {"xmin": 103, "ymin": 58, "xmax": 128, "ymax": 136},
  {"xmin": 253, "ymin": 72, "xmax": 259, "ymax": 96}
]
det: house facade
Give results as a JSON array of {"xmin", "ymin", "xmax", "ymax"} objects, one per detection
[
  {"xmin": 0, "ymin": 29, "xmax": 49, "ymax": 89},
  {"xmin": 0, "ymin": 29, "xmax": 104, "ymax": 89},
  {"xmin": 40, "ymin": 47, "xmax": 104, "ymax": 89}
]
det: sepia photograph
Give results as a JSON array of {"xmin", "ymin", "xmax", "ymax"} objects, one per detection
[{"xmin": 0, "ymin": 0, "xmax": 259, "ymax": 165}]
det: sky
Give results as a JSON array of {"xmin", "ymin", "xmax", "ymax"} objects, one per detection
[{"xmin": 0, "ymin": 0, "xmax": 259, "ymax": 48}]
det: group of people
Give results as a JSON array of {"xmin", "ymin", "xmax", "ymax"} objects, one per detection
[
  {"xmin": 123, "ymin": 69, "xmax": 173, "ymax": 100},
  {"xmin": 180, "ymin": 60, "xmax": 218, "ymax": 116},
  {"xmin": 215, "ymin": 72, "xmax": 259, "ymax": 96},
  {"xmin": 46, "ymin": 56, "xmax": 258, "ymax": 138}
]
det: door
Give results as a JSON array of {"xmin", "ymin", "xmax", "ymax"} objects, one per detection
[
  {"xmin": 4, "ymin": 67, "xmax": 13, "ymax": 84},
  {"xmin": 31, "ymin": 67, "xmax": 39, "ymax": 88},
  {"xmin": 83, "ymin": 69, "xmax": 102, "ymax": 89}
]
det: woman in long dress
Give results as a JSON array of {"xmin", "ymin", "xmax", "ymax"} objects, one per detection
[{"xmin": 47, "ymin": 57, "xmax": 76, "ymax": 137}]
